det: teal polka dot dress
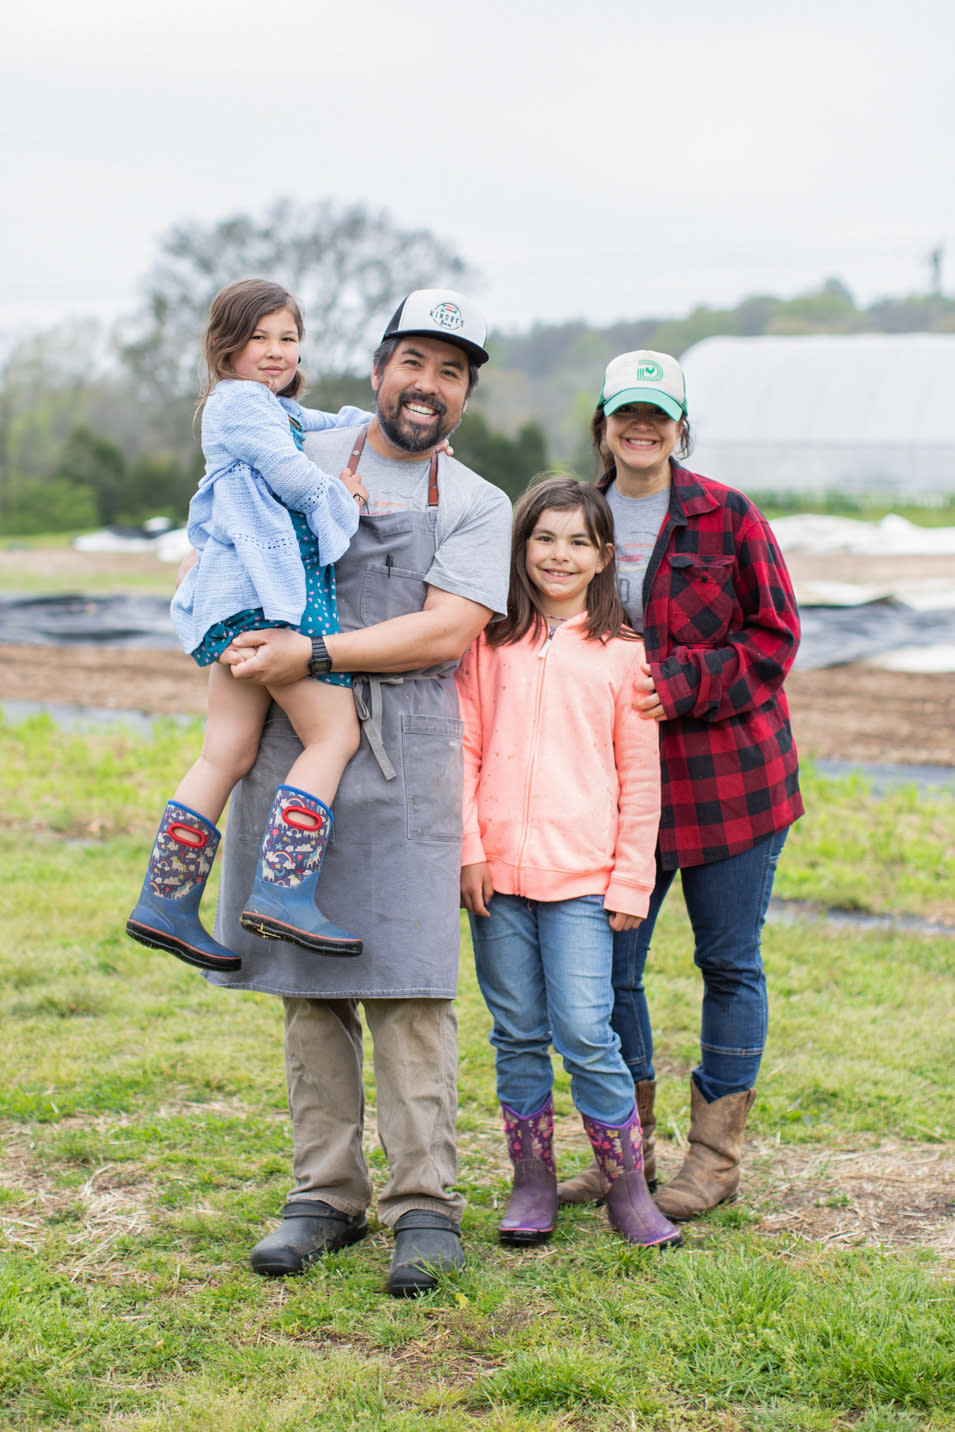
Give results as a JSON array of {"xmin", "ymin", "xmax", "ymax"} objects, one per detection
[{"xmin": 191, "ymin": 414, "xmax": 352, "ymax": 688}]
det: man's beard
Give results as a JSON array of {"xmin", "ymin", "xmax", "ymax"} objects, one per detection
[{"xmin": 376, "ymin": 389, "xmax": 456, "ymax": 454}]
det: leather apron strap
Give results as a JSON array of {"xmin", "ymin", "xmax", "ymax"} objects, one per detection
[{"xmin": 345, "ymin": 427, "xmax": 440, "ymax": 505}]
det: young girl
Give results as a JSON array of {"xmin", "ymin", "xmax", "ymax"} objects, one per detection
[
  {"xmin": 127, "ymin": 278, "xmax": 372, "ymax": 973},
  {"xmin": 456, "ymin": 476, "xmax": 681, "ymax": 1249}
]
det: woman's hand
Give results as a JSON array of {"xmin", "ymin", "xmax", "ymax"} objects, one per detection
[
  {"xmin": 634, "ymin": 661, "xmax": 667, "ymax": 722},
  {"xmin": 219, "ymin": 628, "xmax": 312, "ymax": 686},
  {"xmin": 608, "ymin": 911, "xmax": 643, "ymax": 932},
  {"xmin": 460, "ymin": 861, "xmax": 494, "ymax": 917}
]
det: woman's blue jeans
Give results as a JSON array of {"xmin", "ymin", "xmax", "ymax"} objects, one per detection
[
  {"xmin": 469, "ymin": 893, "xmax": 635, "ymax": 1125},
  {"xmin": 611, "ymin": 828, "xmax": 788, "ymax": 1103}
]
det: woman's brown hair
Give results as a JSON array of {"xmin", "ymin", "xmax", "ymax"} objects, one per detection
[
  {"xmin": 200, "ymin": 278, "xmax": 306, "ymax": 403},
  {"xmin": 488, "ymin": 474, "xmax": 636, "ymax": 647}
]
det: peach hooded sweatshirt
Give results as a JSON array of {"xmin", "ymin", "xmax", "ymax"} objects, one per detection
[{"xmin": 455, "ymin": 614, "xmax": 661, "ymax": 919}]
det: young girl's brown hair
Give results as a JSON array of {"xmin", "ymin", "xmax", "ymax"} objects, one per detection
[
  {"xmin": 200, "ymin": 278, "xmax": 306, "ymax": 403},
  {"xmin": 488, "ymin": 474, "xmax": 636, "ymax": 648}
]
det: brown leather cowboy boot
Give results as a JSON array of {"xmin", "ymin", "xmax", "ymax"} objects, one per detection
[{"xmin": 653, "ymin": 1082, "xmax": 756, "ymax": 1220}]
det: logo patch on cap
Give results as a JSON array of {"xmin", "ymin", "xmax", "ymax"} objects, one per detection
[
  {"xmin": 430, "ymin": 302, "xmax": 465, "ymax": 333},
  {"xmin": 635, "ymin": 360, "xmax": 664, "ymax": 381}
]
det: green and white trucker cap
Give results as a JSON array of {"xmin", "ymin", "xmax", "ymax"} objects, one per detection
[
  {"xmin": 599, "ymin": 350, "xmax": 686, "ymax": 420},
  {"xmin": 382, "ymin": 289, "xmax": 490, "ymax": 366}
]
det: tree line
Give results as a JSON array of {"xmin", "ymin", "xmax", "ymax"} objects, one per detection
[
  {"xmin": 0, "ymin": 200, "xmax": 549, "ymax": 536},
  {"xmin": 2, "ymin": 200, "xmax": 950, "ymax": 536}
]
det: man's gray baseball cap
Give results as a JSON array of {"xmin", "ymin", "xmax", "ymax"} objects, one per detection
[{"xmin": 381, "ymin": 289, "xmax": 490, "ymax": 365}]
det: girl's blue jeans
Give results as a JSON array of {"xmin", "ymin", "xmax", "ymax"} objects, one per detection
[
  {"xmin": 469, "ymin": 893, "xmax": 635, "ymax": 1125},
  {"xmin": 611, "ymin": 829, "xmax": 789, "ymax": 1103}
]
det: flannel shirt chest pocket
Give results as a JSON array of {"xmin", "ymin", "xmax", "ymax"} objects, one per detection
[{"xmin": 667, "ymin": 552, "xmax": 738, "ymax": 644}]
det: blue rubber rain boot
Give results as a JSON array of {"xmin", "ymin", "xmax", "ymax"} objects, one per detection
[
  {"xmin": 126, "ymin": 801, "xmax": 242, "ymax": 971},
  {"xmin": 239, "ymin": 785, "xmax": 362, "ymax": 957}
]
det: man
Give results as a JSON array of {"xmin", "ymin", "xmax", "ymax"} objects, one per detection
[{"xmin": 208, "ymin": 290, "xmax": 512, "ymax": 1296}]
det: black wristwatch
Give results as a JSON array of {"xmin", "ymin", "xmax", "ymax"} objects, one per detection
[{"xmin": 307, "ymin": 634, "xmax": 333, "ymax": 677}]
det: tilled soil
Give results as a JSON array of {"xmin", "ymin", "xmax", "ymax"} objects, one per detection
[
  {"xmin": 1, "ymin": 545, "xmax": 952, "ymax": 766},
  {"xmin": 2, "ymin": 645, "xmax": 952, "ymax": 768}
]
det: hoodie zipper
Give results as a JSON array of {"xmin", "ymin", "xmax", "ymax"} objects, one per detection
[{"xmin": 514, "ymin": 628, "xmax": 555, "ymax": 879}]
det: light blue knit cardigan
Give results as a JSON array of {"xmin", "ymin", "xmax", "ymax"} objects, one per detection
[{"xmin": 171, "ymin": 380, "xmax": 370, "ymax": 654}]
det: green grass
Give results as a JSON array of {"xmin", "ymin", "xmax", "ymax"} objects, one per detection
[
  {"xmin": 781, "ymin": 762, "xmax": 955, "ymax": 924},
  {"xmin": 751, "ymin": 493, "xmax": 955, "ymax": 527},
  {"xmin": 0, "ymin": 533, "xmax": 176, "ymax": 595},
  {"xmin": 1, "ymin": 715, "xmax": 953, "ymax": 1432}
]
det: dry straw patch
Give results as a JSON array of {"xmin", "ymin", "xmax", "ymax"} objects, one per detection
[
  {"xmin": 4, "ymin": 1106, "xmax": 954, "ymax": 1280},
  {"xmin": 749, "ymin": 1138, "xmax": 955, "ymax": 1258}
]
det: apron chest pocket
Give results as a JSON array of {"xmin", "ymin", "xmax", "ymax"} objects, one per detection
[{"xmin": 360, "ymin": 563, "xmax": 429, "ymax": 625}]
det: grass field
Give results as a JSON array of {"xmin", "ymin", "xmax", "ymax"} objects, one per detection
[{"xmin": 0, "ymin": 713, "xmax": 953, "ymax": 1431}]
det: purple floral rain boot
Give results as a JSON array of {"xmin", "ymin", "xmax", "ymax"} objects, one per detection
[
  {"xmin": 239, "ymin": 785, "xmax": 361, "ymax": 957},
  {"xmin": 583, "ymin": 1107, "xmax": 682, "ymax": 1249},
  {"xmin": 126, "ymin": 801, "xmax": 241, "ymax": 971},
  {"xmin": 498, "ymin": 1095, "xmax": 559, "ymax": 1245}
]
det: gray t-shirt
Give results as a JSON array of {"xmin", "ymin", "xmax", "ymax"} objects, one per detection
[
  {"xmin": 605, "ymin": 481, "xmax": 670, "ymax": 631},
  {"xmin": 304, "ymin": 426, "xmax": 511, "ymax": 617}
]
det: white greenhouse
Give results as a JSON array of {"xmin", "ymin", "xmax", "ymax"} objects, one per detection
[{"xmin": 680, "ymin": 333, "xmax": 955, "ymax": 499}]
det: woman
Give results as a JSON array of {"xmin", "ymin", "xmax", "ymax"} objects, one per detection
[{"xmin": 558, "ymin": 350, "xmax": 803, "ymax": 1220}]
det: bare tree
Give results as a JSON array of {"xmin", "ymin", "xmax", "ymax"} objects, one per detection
[{"xmin": 120, "ymin": 199, "xmax": 473, "ymax": 396}]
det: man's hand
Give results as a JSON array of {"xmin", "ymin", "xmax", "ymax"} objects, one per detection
[
  {"xmin": 608, "ymin": 911, "xmax": 643, "ymax": 933},
  {"xmin": 220, "ymin": 628, "xmax": 311, "ymax": 686},
  {"xmin": 634, "ymin": 661, "xmax": 667, "ymax": 722},
  {"xmin": 460, "ymin": 861, "xmax": 494, "ymax": 917}
]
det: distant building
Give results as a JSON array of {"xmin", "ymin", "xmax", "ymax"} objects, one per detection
[{"xmin": 680, "ymin": 334, "xmax": 955, "ymax": 500}]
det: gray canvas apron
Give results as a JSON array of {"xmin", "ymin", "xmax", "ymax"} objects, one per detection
[{"xmin": 209, "ymin": 438, "xmax": 465, "ymax": 999}]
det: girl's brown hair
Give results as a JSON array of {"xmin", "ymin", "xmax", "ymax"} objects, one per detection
[
  {"xmin": 200, "ymin": 278, "xmax": 306, "ymax": 402},
  {"xmin": 488, "ymin": 474, "xmax": 636, "ymax": 647}
]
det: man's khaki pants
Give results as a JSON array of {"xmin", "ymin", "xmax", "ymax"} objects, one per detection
[{"xmin": 283, "ymin": 996, "xmax": 465, "ymax": 1227}]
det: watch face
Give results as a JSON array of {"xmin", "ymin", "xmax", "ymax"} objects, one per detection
[{"xmin": 309, "ymin": 637, "xmax": 331, "ymax": 675}]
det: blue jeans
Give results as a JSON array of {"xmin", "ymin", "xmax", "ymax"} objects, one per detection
[
  {"xmin": 611, "ymin": 829, "xmax": 788, "ymax": 1103},
  {"xmin": 470, "ymin": 893, "xmax": 635, "ymax": 1125}
]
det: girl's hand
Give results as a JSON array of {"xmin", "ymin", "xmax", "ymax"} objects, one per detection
[
  {"xmin": 338, "ymin": 467, "xmax": 369, "ymax": 506},
  {"xmin": 608, "ymin": 911, "xmax": 643, "ymax": 932},
  {"xmin": 435, "ymin": 438, "xmax": 454, "ymax": 457},
  {"xmin": 634, "ymin": 661, "xmax": 667, "ymax": 722},
  {"xmin": 461, "ymin": 861, "xmax": 494, "ymax": 917}
]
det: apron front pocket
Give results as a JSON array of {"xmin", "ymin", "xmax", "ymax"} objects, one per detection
[
  {"xmin": 360, "ymin": 564, "xmax": 429, "ymax": 625},
  {"xmin": 401, "ymin": 714, "xmax": 465, "ymax": 843}
]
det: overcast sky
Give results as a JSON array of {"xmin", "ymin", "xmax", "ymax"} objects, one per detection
[{"xmin": 3, "ymin": 0, "xmax": 953, "ymax": 347}]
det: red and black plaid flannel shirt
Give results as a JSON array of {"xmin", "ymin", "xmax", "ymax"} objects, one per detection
[{"xmin": 601, "ymin": 463, "xmax": 804, "ymax": 869}]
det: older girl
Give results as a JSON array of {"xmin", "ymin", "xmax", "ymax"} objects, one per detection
[{"xmin": 457, "ymin": 476, "xmax": 680, "ymax": 1250}]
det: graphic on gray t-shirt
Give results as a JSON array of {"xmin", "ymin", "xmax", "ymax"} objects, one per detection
[{"xmin": 605, "ymin": 482, "xmax": 669, "ymax": 631}]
